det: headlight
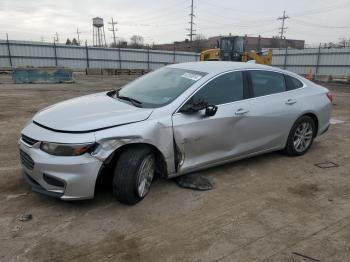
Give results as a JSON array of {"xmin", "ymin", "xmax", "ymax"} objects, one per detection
[{"xmin": 40, "ymin": 142, "xmax": 96, "ymax": 156}]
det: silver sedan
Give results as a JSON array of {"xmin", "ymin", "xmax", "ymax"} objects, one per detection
[{"xmin": 19, "ymin": 62, "xmax": 332, "ymax": 204}]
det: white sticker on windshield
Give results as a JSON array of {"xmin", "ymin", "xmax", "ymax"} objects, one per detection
[{"xmin": 181, "ymin": 72, "xmax": 203, "ymax": 81}]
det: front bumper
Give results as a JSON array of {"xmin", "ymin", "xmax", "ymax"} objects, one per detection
[{"xmin": 19, "ymin": 139, "xmax": 103, "ymax": 200}]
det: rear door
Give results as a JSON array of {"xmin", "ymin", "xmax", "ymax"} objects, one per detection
[
  {"xmin": 244, "ymin": 70, "xmax": 302, "ymax": 151},
  {"xmin": 172, "ymin": 71, "xmax": 252, "ymax": 173}
]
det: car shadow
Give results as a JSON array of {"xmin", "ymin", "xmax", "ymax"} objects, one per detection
[{"xmin": 15, "ymin": 149, "xmax": 309, "ymax": 210}]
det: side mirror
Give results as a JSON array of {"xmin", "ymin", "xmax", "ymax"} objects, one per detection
[
  {"xmin": 205, "ymin": 105, "xmax": 218, "ymax": 116},
  {"xmin": 180, "ymin": 100, "xmax": 207, "ymax": 113},
  {"xmin": 180, "ymin": 100, "xmax": 218, "ymax": 117}
]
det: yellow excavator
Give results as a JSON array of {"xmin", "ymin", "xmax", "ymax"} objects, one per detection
[{"xmin": 200, "ymin": 36, "xmax": 272, "ymax": 65}]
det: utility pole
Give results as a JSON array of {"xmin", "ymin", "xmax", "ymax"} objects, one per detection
[
  {"xmin": 76, "ymin": 28, "xmax": 82, "ymax": 45},
  {"xmin": 187, "ymin": 0, "xmax": 196, "ymax": 42},
  {"xmin": 108, "ymin": 18, "xmax": 118, "ymax": 47},
  {"xmin": 277, "ymin": 10, "xmax": 289, "ymax": 48}
]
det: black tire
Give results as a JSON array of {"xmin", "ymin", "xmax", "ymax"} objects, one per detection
[
  {"xmin": 112, "ymin": 146, "xmax": 155, "ymax": 205},
  {"xmin": 284, "ymin": 115, "xmax": 316, "ymax": 156}
]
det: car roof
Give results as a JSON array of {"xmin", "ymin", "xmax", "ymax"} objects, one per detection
[{"xmin": 169, "ymin": 61, "xmax": 282, "ymax": 75}]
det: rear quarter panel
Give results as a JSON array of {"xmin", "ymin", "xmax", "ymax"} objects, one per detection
[{"xmin": 299, "ymin": 83, "xmax": 332, "ymax": 135}]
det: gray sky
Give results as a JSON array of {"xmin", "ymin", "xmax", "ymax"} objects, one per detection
[{"xmin": 1, "ymin": 0, "xmax": 349, "ymax": 46}]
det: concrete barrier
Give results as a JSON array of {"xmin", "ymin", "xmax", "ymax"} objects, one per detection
[
  {"xmin": 86, "ymin": 68, "xmax": 151, "ymax": 75},
  {"xmin": 12, "ymin": 68, "xmax": 73, "ymax": 84},
  {"xmin": 86, "ymin": 68, "xmax": 102, "ymax": 75},
  {"xmin": 314, "ymin": 75, "xmax": 332, "ymax": 83}
]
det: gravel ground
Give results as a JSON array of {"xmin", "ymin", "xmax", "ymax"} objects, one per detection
[{"xmin": 0, "ymin": 74, "xmax": 349, "ymax": 262}]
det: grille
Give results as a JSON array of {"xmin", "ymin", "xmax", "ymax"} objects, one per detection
[
  {"xmin": 21, "ymin": 135, "xmax": 39, "ymax": 146},
  {"xmin": 20, "ymin": 150, "xmax": 35, "ymax": 170},
  {"xmin": 43, "ymin": 174, "xmax": 65, "ymax": 188}
]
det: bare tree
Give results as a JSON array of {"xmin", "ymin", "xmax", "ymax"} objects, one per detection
[
  {"xmin": 71, "ymin": 38, "xmax": 79, "ymax": 46},
  {"xmin": 192, "ymin": 34, "xmax": 209, "ymax": 52},
  {"xmin": 129, "ymin": 35, "xmax": 144, "ymax": 48},
  {"xmin": 338, "ymin": 38, "xmax": 350, "ymax": 47},
  {"xmin": 321, "ymin": 39, "xmax": 349, "ymax": 49}
]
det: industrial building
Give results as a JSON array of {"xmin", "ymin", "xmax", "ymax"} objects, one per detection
[{"xmin": 153, "ymin": 35, "xmax": 305, "ymax": 52}]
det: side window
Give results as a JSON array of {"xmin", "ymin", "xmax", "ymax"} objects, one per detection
[
  {"xmin": 250, "ymin": 71, "xmax": 286, "ymax": 97},
  {"xmin": 191, "ymin": 71, "xmax": 244, "ymax": 105},
  {"xmin": 285, "ymin": 75, "xmax": 303, "ymax": 90}
]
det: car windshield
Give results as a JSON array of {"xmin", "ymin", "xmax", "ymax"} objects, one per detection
[
  {"xmin": 233, "ymin": 37, "xmax": 244, "ymax": 53},
  {"xmin": 220, "ymin": 39, "xmax": 233, "ymax": 51},
  {"xmin": 117, "ymin": 67, "xmax": 207, "ymax": 108},
  {"xmin": 220, "ymin": 38, "xmax": 244, "ymax": 53}
]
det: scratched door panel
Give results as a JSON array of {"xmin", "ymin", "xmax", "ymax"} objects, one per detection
[{"xmin": 172, "ymin": 100, "xmax": 251, "ymax": 173}]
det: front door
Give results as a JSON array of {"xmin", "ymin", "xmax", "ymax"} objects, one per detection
[{"xmin": 172, "ymin": 71, "xmax": 251, "ymax": 173}]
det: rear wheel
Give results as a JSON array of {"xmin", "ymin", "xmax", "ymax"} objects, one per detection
[
  {"xmin": 284, "ymin": 116, "xmax": 316, "ymax": 156},
  {"xmin": 112, "ymin": 146, "xmax": 155, "ymax": 205}
]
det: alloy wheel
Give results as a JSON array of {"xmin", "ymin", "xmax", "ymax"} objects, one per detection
[
  {"xmin": 293, "ymin": 122, "xmax": 313, "ymax": 153},
  {"xmin": 137, "ymin": 154, "xmax": 155, "ymax": 198}
]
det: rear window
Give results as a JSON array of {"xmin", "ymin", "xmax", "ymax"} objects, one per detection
[
  {"xmin": 285, "ymin": 75, "xmax": 304, "ymax": 90},
  {"xmin": 250, "ymin": 70, "xmax": 286, "ymax": 97}
]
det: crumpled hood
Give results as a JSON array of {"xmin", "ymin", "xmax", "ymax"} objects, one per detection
[{"xmin": 33, "ymin": 92, "xmax": 153, "ymax": 132}]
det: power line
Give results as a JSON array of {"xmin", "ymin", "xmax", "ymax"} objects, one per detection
[
  {"xmin": 131, "ymin": 0, "xmax": 187, "ymax": 20},
  {"xmin": 247, "ymin": 28, "xmax": 280, "ymax": 36},
  {"xmin": 187, "ymin": 0, "xmax": 196, "ymax": 41},
  {"xmin": 121, "ymin": 1, "xmax": 188, "ymax": 24},
  {"xmin": 200, "ymin": 0, "xmax": 270, "ymax": 16},
  {"xmin": 291, "ymin": 18, "xmax": 350, "ymax": 29},
  {"xmin": 197, "ymin": 17, "xmax": 278, "ymax": 29},
  {"xmin": 108, "ymin": 18, "xmax": 118, "ymax": 46},
  {"xmin": 290, "ymin": 2, "xmax": 350, "ymax": 18},
  {"xmin": 287, "ymin": 29, "xmax": 345, "ymax": 38}
]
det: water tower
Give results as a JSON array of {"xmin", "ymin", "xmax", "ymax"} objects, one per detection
[{"xmin": 92, "ymin": 17, "xmax": 107, "ymax": 47}]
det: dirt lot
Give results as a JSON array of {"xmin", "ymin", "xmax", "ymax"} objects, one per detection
[{"xmin": 0, "ymin": 74, "xmax": 349, "ymax": 262}]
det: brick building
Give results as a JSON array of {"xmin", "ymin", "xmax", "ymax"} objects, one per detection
[{"xmin": 153, "ymin": 35, "xmax": 305, "ymax": 52}]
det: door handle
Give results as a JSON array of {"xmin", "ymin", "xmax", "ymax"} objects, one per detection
[
  {"xmin": 285, "ymin": 99, "xmax": 297, "ymax": 105},
  {"xmin": 235, "ymin": 108, "xmax": 249, "ymax": 116}
]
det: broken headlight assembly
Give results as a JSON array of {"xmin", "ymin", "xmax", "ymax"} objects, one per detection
[{"xmin": 40, "ymin": 142, "xmax": 97, "ymax": 156}]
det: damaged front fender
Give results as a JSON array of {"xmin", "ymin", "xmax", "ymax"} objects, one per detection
[
  {"xmin": 93, "ymin": 118, "xmax": 177, "ymax": 175},
  {"xmin": 91, "ymin": 136, "xmax": 143, "ymax": 161}
]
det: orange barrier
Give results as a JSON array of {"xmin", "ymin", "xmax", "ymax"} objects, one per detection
[{"xmin": 306, "ymin": 68, "xmax": 313, "ymax": 80}]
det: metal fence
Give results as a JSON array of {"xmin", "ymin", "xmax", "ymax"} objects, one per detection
[
  {"xmin": 0, "ymin": 39, "xmax": 199, "ymax": 70},
  {"xmin": 1, "ymin": 39, "xmax": 349, "ymax": 78},
  {"xmin": 272, "ymin": 47, "xmax": 350, "ymax": 77}
]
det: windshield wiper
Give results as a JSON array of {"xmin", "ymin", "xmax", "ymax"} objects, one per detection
[
  {"xmin": 116, "ymin": 90, "xmax": 143, "ymax": 108},
  {"xmin": 115, "ymin": 89, "xmax": 143, "ymax": 107},
  {"xmin": 118, "ymin": 96, "xmax": 143, "ymax": 107}
]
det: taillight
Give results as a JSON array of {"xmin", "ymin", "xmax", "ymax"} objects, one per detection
[{"xmin": 326, "ymin": 92, "xmax": 333, "ymax": 103}]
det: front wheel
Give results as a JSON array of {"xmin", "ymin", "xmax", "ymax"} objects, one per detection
[
  {"xmin": 284, "ymin": 116, "xmax": 316, "ymax": 156},
  {"xmin": 112, "ymin": 146, "xmax": 155, "ymax": 205}
]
